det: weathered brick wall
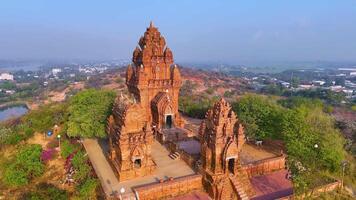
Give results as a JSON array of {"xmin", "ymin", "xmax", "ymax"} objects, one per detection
[
  {"xmin": 242, "ymin": 155, "xmax": 286, "ymax": 177},
  {"xmin": 133, "ymin": 174, "xmax": 203, "ymax": 200},
  {"xmin": 276, "ymin": 180, "xmax": 341, "ymax": 200}
]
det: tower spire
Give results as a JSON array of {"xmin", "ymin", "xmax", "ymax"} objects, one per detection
[{"xmin": 149, "ymin": 21, "xmax": 154, "ymax": 28}]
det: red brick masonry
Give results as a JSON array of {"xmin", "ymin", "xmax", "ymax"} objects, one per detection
[
  {"xmin": 133, "ymin": 174, "xmax": 203, "ymax": 200},
  {"xmin": 243, "ymin": 154, "xmax": 286, "ymax": 177}
]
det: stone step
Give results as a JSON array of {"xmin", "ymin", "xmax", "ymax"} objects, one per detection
[
  {"xmin": 169, "ymin": 152, "xmax": 180, "ymax": 160},
  {"xmin": 229, "ymin": 177, "xmax": 250, "ymax": 200}
]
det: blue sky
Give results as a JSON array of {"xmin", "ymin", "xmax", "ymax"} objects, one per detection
[{"xmin": 0, "ymin": 0, "xmax": 355, "ymax": 64}]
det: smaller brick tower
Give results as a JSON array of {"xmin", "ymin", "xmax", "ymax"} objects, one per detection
[
  {"xmin": 107, "ymin": 97, "xmax": 156, "ymax": 181},
  {"xmin": 200, "ymin": 98, "xmax": 248, "ymax": 200}
]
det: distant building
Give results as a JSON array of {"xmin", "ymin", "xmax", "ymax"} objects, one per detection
[
  {"xmin": 345, "ymin": 80, "xmax": 356, "ymax": 89},
  {"xmin": 350, "ymin": 72, "xmax": 356, "ymax": 76},
  {"xmin": 278, "ymin": 81, "xmax": 290, "ymax": 88},
  {"xmin": 330, "ymin": 85, "xmax": 344, "ymax": 92},
  {"xmin": 52, "ymin": 68, "xmax": 62, "ymax": 76},
  {"xmin": 5, "ymin": 90, "xmax": 15, "ymax": 94},
  {"xmin": 0, "ymin": 73, "xmax": 14, "ymax": 81},
  {"xmin": 343, "ymin": 89, "xmax": 354, "ymax": 98},
  {"xmin": 312, "ymin": 80, "xmax": 325, "ymax": 86},
  {"xmin": 298, "ymin": 84, "xmax": 313, "ymax": 90}
]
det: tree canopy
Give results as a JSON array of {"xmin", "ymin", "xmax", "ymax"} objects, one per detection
[
  {"xmin": 232, "ymin": 95, "xmax": 346, "ymax": 193},
  {"xmin": 66, "ymin": 89, "xmax": 115, "ymax": 138},
  {"xmin": 232, "ymin": 94, "xmax": 284, "ymax": 140}
]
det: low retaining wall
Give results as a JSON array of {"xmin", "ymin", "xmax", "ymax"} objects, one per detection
[
  {"xmin": 277, "ymin": 180, "xmax": 341, "ymax": 200},
  {"xmin": 243, "ymin": 155, "xmax": 286, "ymax": 177},
  {"xmin": 303, "ymin": 181, "xmax": 341, "ymax": 198},
  {"xmin": 133, "ymin": 174, "xmax": 203, "ymax": 200}
]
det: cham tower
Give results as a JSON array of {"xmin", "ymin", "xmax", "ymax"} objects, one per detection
[
  {"xmin": 200, "ymin": 98, "xmax": 254, "ymax": 200},
  {"xmin": 107, "ymin": 22, "xmax": 184, "ymax": 181},
  {"xmin": 126, "ymin": 21, "xmax": 184, "ymax": 130},
  {"xmin": 107, "ymin": 97, "xmax": 156, "ymax": 181}
]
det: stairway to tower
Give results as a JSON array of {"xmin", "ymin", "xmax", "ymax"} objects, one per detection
[{"xmin": 229, "ymin": 165, "xmax": 255, "ymax": 200}]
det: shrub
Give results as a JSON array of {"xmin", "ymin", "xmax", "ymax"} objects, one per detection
[
  {"xmin": 77, "ymin": 178, "xmax": 98, "ymax": 200},
  {"xmin": 72, "ymin": 150, "xmax": 91, "ymax": 182},
  {"xmin": 21, "ymin": 183, "xmax": 68, "ymax": 200},
  {"xmin": 61, "ymin": 140, "xmax": 80, "ymax": 159},
  {"xmin": 41, "ymin": 149, "xmax": 55, "ymax": 162},
  {"xmin": 0, "ymin": 127, "xmax": 24, "ymax": 145},
  {"xmin": 2, "ymin": 144, "xmax": 44, "ymax": 187}
]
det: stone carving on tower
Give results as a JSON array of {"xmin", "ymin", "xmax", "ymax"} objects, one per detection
[
  {"xmin": 126, "ymin": 22, "xmax": 184, "ymax": 129},
  {"xmin": 199, "ymin": 98, "xmax": 248, "ymax": 200},
  {"xmin": 107, "ymin": 96, "xmax": 156, "ymax": 181}
]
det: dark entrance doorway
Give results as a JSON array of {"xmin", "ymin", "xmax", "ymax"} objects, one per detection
[
  {"xmin": 165, "ymin": 115, "xmax": 173, "ymax": 129},
  {"xmin": 134, "ymin": 159, "xmax": 141, "ymax": 168},
  {"xmin": 228, "ymin": 158, "xmax": 235, "ymax": 174}
]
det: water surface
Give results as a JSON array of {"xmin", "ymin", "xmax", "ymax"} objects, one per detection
[{"xmin": 0, "ymin": 105, "xmax": 28, "ymax": 121}]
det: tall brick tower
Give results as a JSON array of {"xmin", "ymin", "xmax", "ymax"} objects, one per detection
[
  {"xmin": 107, "ymin": 23, "xmax": 184, "ymax": 181},
  {"xmin": 126, "ymin": 22, "xmax": 184, "ymax": 129}
]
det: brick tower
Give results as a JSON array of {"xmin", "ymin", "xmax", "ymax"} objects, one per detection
[
  {"xmin": 107, "ymin": 22, "xmax": 184, "ymax": 181},
  {"xmin": 107, "ymin": 97, "xmax": 156, "ymax": 181},
  {"xmin": 200, "ymin": 98, "xmax": 250, "ymax": 200},
  {"xmin": 126, "ymin": 22, "xmax": 184, "ymax": 129}
]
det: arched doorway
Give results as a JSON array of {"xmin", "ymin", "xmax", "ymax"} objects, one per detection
[
  {"xmin": 228, "ymin": 158, "xmax": 235, "ymax": 174},
  {"xmin": 164, "ymin": 106, "xmax": 174, "ymax": 129},
  {"xmin": 224, "ymin": 142, "xmax": 239, "ymax": 175}
]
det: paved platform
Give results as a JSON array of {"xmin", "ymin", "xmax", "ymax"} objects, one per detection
[
  {"xmin": 83, "ymin": 138, "xmax": 195, "ymax": 198},
  {"xmin": 115, "ymin": 141, "xmax": 195, "ymax": 191},
  {"xmin": 240, "ymin": 144, "xmax": 277, "ymax": 165},
  {"xmin": 178, "ymin": 139, "xmax": 201, "ymax": 155},
  {"xmin": 162, "ymin": 127, "xmax": 191, "ymax": 142}
]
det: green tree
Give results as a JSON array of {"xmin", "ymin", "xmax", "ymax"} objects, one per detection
[
  {"xmin": 232, "ymin": 94, "xmax": 284, "ymax": 140},
  {"xmin": 261, "ymin": 84, "xmax": 284, "ymax": 96},
  {"xmin": 282, "ymin": 105, "xmax": 345, "ymax": 193},
  {"xmin": 22, "ymin": 103, "xmax": 68, "ymax": 133},
  {"xmin": 66, "ymin": 89, "xmax": 115, "ymax": 138},
  {"xmin": 179, "ymin": 94, "xmax": 218, "ymax": 119},
  {"xmin": 223, "ymin": 90, "xmax": 234, "ymax": 98},
  {"xmin": 232, "ymin": 94, "xmax": 346, "ymax": 192},
  {"xmin": 205, "ymin": 87, "xmax": 214, "ymax": 95},
  {"xmin": 0, "ymin": 81, "xmax": 16, "ymax": 90},
  {"xmin": 291, "ymin": 77, "xmax": 300, "ymax": 88}
]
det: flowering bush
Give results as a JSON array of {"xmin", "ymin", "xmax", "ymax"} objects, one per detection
[{"xmin": 41, "ymin": 148, "xmax": 55, "ymax": 162}]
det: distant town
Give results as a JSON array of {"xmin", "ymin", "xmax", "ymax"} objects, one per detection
[{"xmin": 0, "ymin": 60, "xmax": 355, "ymax": 109}]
